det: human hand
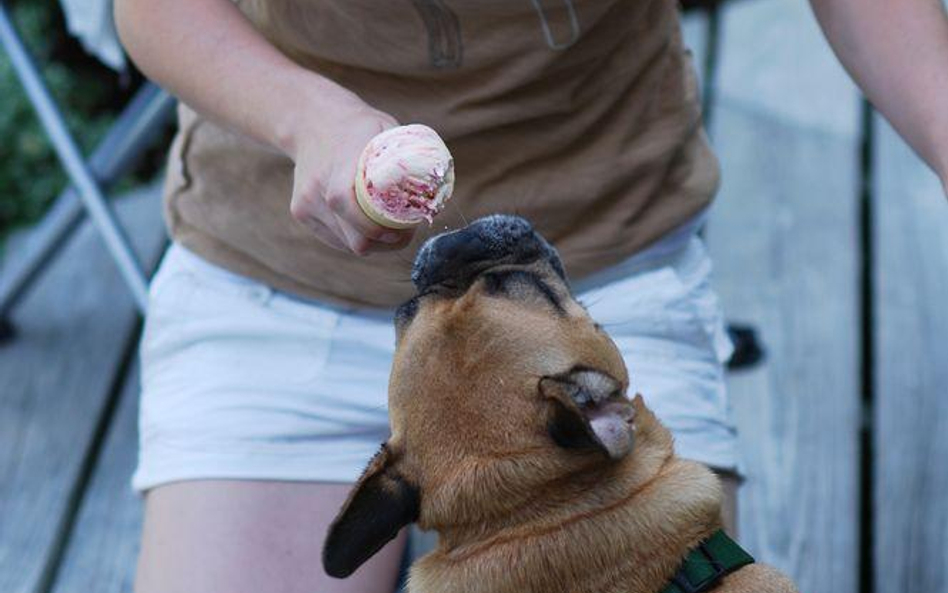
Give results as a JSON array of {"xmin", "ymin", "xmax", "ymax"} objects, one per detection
[{"xmin": 288, "ymin": 98, "xmax": 416, "ymax": 255}]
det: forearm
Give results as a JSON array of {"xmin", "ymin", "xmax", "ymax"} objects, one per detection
[
  {"xmin": 114, "ymin": 0, "xmax": 361, "ymax": 156},
  {"xmin": 810, "ymin": 0, "xmax": 948, "ymax": 183}
]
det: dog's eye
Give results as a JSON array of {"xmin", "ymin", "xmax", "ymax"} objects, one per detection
[{"xmin": 482, "ymin": 270, "xmax": 564, "ymax": 313}]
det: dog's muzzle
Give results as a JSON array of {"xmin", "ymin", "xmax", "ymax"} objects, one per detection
[{"xmin": 411, "ymin": 215, "xmax": 567, "ymax": 292}]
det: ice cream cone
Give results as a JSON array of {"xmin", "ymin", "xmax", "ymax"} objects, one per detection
[{"xmin": 354, "ymin": 124, "xmax": 455, "ymax": 229}]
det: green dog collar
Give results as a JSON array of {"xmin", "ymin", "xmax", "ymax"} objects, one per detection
[{"xmin": 660, "ymin": 530, "xmax": 755, "ymax": 593}]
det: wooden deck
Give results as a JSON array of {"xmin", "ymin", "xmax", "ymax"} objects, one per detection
[{"xmin": 1, "ymin": 1, "xmax": 946, "ymax": 591}]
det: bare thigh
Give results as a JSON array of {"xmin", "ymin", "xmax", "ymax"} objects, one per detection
[{"xmin": 135, "ymin": 480, "xmax": 407, "ymax": 593}]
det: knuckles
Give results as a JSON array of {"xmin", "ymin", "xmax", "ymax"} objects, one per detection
[
  {"xmin": 289, "ymin": 183, "xmax": 323, "ymax": 222},
  {"xmin": 289, "ymin": 198, "xmax": 311, "ymax": 223},
  {"xmin": 291, "ymin": 181, "xmax": 416, "ymax": 255},
  {"xmin": 350, "ymin": 236, "xmax": 373, "ymax": 256},
  {"xmin": 325, "ymin": 191, "xmax": 348, "ymax": 214}
]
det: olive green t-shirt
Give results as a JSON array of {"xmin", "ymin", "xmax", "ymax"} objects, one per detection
[{"xmin": 163, "ymin": 0, "xmax": 719, "ymax": 308}]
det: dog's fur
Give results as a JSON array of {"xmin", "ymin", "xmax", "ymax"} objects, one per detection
[{"xmin": 324, "ymin": 216, "xmax": 797, "ymax": 593}]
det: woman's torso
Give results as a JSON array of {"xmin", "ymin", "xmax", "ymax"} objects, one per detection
[{"xmin": 163, "ymin": 0, "xmax": 719, "ymax": 308}]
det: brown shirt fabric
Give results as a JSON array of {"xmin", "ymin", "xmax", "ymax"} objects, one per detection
[{"xmin": 163, "ymin": 0, "xmax": 720, "ymax": 309}]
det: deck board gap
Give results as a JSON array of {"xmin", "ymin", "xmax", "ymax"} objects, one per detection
[
  {"xmin": 857, "ymin": 99, "xmax": 876, "ymax": 593},
  {"xmin": 33, "ymin": 322, "xmax": 144, "ymax": 593}
]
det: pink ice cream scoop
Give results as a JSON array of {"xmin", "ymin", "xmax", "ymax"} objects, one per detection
[{"xmin": 354, "ymin": 124, "xmax": 455, "ymax": 229}]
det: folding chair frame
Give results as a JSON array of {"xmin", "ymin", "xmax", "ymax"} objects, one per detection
[{"xmin": 0, "ymin": 3, "xmax": 175, "ymax": 341}]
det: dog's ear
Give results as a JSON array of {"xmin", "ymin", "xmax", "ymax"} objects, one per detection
[
  {"xmin": 322, "ymin": 444, "xmax": 419, "ymax": 578},
  {"xmin": 540, "ymin": 377, "xmax": 636, "ymax": 460}
]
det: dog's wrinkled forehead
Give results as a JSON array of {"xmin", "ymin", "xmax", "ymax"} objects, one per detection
[
  {"xmin": 388, "ymin": 214, "xmax": 632, "ymax": 467},
  {"xmin": 410, "ymin": 215, "xmax": 566, "ymax": 293}
]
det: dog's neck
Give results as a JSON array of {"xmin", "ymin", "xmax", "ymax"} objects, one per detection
[{"xmin": 408, "ymin": 431, "xmax": 723, "ymax": 593}]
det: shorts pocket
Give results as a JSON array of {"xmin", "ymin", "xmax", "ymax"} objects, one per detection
[
  {"xmin": 582, "ymin": 259, "xmax": 728, "ymax": 365},
  {"xmin": 140, "ymin": 250, "xmax": 338, "ymax": 389},
  {"xmin": 665, "ymin": 246, "xmax": 734, "ymax": 365}
]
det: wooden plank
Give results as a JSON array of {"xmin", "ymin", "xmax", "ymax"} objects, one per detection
[
  {"xmin": 872, "ymin": 117, "xmax": 948, "ymax": 593},
  {"xmin": 705, "ymin": 1, "xmax": 861, "ymax": 592},
  {"xmin": 0, "ymin": 185, "xmax": 165, "ymax": 593},
  {"xmin": 48, "ymin": 360, "xmax": 143, "ymax": 593},
  {"xmin": 713, "ymin": 0, "xmax": 859, "ymax": 137}
]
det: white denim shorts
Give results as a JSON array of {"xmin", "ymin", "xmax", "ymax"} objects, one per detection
[{"xmin": 132, "ymin": 222, "xmax": 738, "ymax": 492}]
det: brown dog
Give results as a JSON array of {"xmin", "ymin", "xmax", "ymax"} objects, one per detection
[{"xmin": 323, "ymin": 215, "xmax": 797, "ymax": 593}]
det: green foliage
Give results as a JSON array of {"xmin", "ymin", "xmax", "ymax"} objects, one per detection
[{"xmin": 0, "ymin": 2, "xmax": 117, "ymax": 239}]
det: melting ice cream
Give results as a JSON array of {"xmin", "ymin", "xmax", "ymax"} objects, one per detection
[{"xmin": 355, "ymin": 124, "xmax": 455, "ymax": 228}]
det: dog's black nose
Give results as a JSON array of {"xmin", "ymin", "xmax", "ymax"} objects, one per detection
[{"xmin": 411, "ymin": 215, "xmax": 565, "ymax": 292}]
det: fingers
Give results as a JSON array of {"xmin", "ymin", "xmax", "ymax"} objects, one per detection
[
  {"xmin": 288, "ymin": 107, "xmax": 414, "ymax": 255},
  {"xmin": 295, "ymin": 215, "xmax": 349, "ymax": 252},
  {"xmin": 334, "ymin": 214, "xmax": 415, "ymax": 253},
  {"xmin": 291, "ymin": 176, "xmax": 416, "ymax": 256},
  {"xmin": 325, "ymin": 184, "xmax": 415, "ymax": 254},
  {"xmin": 296, "ymin": 210, "xmax": 410, "ymax": 255},
  {"xmin": 290, "ymin": 177, "xmax": 354, "ymax": 252}
]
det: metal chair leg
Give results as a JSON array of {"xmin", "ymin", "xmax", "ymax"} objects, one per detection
[
  {"xmin": 0, "ymin": 4, "xmax": 154, "ymax": 316},
  {"xmin": 0, "ymin": 83, "xmax": 174, "ymax": 341}
]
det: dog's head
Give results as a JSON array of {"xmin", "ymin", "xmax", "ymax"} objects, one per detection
[{"xmin": 324, "ymin": 215, "xmax": 669, "ymax": 578}]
